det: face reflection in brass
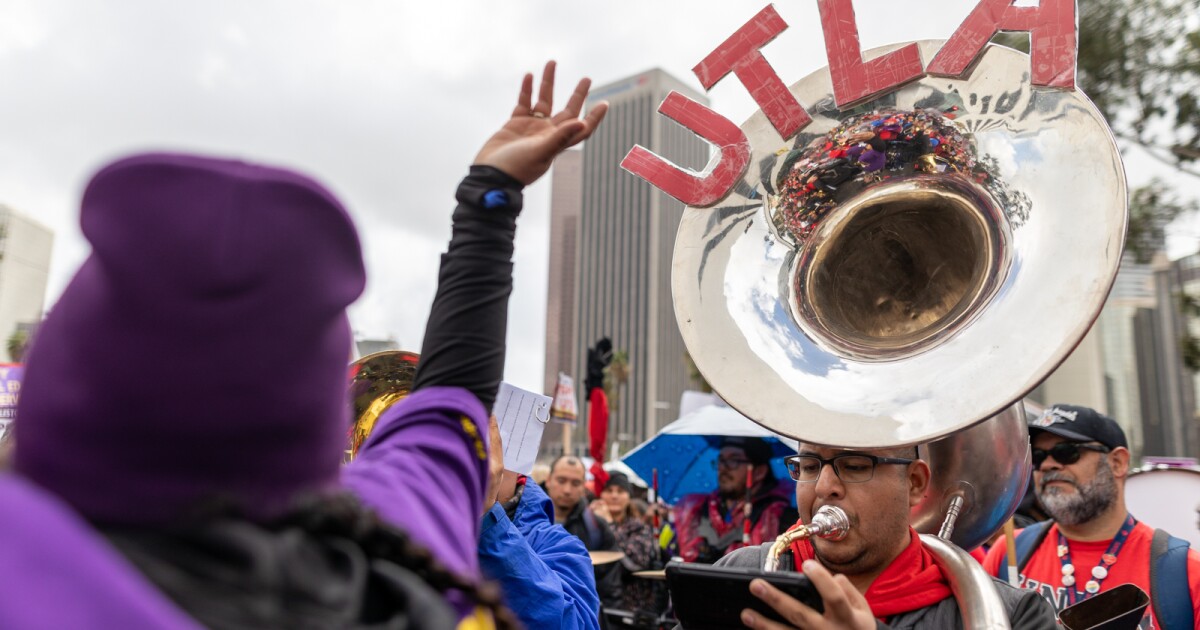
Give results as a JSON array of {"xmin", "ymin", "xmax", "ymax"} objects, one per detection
[
  {"xmin": 347, "ymin": 351, "xmax": 419, "ymax": 461},
  {"xmin": 772, "ymin": 108, "xmax": 1016, "ymax": 360}
]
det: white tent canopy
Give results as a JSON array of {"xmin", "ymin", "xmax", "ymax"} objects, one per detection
[
  {"xmin": 578, "ymin": 456, "xmax": 650, "ymax": 488},
  {"xmin": 621, "ymin": 401, "xmax": 799, "ymax": 504},
  {"xmin": 650, "ymin": 401, "xmax": 798, "ymax": 450}
]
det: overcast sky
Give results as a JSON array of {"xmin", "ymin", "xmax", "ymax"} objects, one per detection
[{"xmin": 3, "ymin": 0, "xmax": 1197, "ymax": 393}]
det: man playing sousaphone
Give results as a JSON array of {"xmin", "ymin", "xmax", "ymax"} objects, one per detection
[
  {"xmin": 714, "ymin": 444, "xmax": 1056, "ymax": 629},
  {"xmin": 630, "ymin": 0, "xmax": 1134, "ymax": 627},
  {"xmin": 670, "ymin": 99, "xmax": 1077, "ymax": 628}
]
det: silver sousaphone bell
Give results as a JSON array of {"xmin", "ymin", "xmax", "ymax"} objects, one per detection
[
  {"xmin": 675, "ymin": 39, "xmax": 1125, "ymax": 449},
  {"xmin": 665, "ymin": 41, "xmax": 1126, "ymax": 629}
]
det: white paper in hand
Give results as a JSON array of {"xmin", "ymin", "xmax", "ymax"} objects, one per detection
[{"xmin": 492, "ymin": 382, "xmax": 551, "ymax": 476}]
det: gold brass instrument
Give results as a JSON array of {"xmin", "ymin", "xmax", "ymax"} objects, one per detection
[
  {"xmin": 346, "ymin": 350, "xmax": 419, "ymax": 462},
  {"xmin": 670, "ymin": 41, "xmax": 1126, "ymax": 630},
  {"xmin": 764, "ymin": 505, "xmax": 850, "ymax": 571}
]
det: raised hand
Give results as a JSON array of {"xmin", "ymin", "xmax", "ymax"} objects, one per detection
[
  {"xmin": 483, "ymin": 415, "xmax": 504, "ymax": 515},
  {"xmin": 473, "ymin": 61, "xmax": 609, "ymax": 185},
  {"xmin": 589, "ymin": 498, "xmax": 613, "ymax": 523}
]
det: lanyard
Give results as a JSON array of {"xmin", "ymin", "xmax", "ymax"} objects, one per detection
[{"xmin": 1056, "ymin": 514, "xmax": 1136, "ymax": 606}]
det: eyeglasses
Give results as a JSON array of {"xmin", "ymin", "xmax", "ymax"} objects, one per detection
[
  {"xmin": 784, "ymin": 454, "xmax": 914, "ymax": 483},
  {"xmin": 1031, "ymin": 442, "xmax": 1110, "ymax": 468},
  {"xmin": 713, "ymin": 457, "xmax": 753, "ymax": 470}
]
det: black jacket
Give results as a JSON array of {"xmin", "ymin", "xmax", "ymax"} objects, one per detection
[
  {"xmin": 105, "ymin": 515, "xmax": 457, "ymax": 629},
  {"xmin": 557, "ymin": 500, "xmax": 622, "ymax": 610}
]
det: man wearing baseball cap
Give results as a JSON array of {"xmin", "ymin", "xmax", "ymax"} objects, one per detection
[{"xmin": 983, "ymin": 404, "xmax": 1200, "ymax": 628}]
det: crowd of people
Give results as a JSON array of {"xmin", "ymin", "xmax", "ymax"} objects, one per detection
[{"xmin": 0, "ymin": 57, "xmax": 1197, "ymax": 630}]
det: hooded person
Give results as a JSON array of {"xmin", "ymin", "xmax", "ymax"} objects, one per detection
[{"xmin": 0, "ymin": 61, "xmax": 606, "ymax": 629}]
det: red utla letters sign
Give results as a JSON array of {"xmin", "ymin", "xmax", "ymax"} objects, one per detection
[{"xmin": 621, "ymin": 0, "xmax": 1077, "ymax": 207}]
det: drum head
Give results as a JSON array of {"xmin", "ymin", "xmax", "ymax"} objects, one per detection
[{"xmin": 1125, "ymin": 468, "xmax": 1200, "ymax": 547}]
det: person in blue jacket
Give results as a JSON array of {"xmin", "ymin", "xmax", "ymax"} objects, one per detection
[{"xmin": 479, "ymin": 466, "xmax": 602, "ymax": 630}]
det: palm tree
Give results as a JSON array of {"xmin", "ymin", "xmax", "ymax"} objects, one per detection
[
  {"xmin": 603, "ymin": 350, "xmax": 630, "ymax": 411},
  {"xmin": 6, "ymin": 330, "xmax": 28, "ymax": 363},
  {"xmin": 684, "ymin": 351, "xmax": 713, "ymax": 393}
]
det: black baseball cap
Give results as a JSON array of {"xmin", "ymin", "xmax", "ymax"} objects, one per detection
[
  {"xmin": 604, "ymin": 472, "xmax": 633, "ymax": 493},
  {"xmin": 1028, "ymin": 404, "xmax": 1128, "ymax": 450}
]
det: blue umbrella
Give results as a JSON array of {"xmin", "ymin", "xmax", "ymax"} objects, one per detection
[{"xmin": 622, "ymin": 403, "xmax": 798, "ymax": 505}]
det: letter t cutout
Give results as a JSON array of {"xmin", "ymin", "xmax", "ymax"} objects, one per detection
[{"xmin": 692, "ymin": 5, "xmax": 810, "ymax": 140}]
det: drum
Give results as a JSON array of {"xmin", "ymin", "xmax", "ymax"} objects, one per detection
[
  {"xmin": 589, "ymin": 550, "xmax": 626, "ymax": 565},
  {"xmin": 1125, "ymin": 467, "xmax": 1200, "ymax": 547}
]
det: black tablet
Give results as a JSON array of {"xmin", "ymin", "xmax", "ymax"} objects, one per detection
[{"xmin": 666, "ymin": 562, "xmax": 824, "ymax": 629}]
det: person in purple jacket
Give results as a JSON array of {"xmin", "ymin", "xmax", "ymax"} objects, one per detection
[{"xmin": 0, "ymin": 61, "xmax": 605, "ymax": 629}]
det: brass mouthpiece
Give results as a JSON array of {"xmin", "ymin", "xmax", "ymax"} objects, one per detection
[{"xmin": 764, "ymin": 505, "xmax": 850, "ymax": 571}]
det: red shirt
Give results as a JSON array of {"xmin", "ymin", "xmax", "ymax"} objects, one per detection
[{"xmin": 983, "ymin": 521, "xmax": 1200, "ymax": 629}]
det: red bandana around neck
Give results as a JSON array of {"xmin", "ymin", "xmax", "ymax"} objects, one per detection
[{"xmin": 788, "ymin": 524, "xmax": 953, "ymax": 620}]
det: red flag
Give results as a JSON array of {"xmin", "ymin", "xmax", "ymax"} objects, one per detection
[
  {"xmin": 743, "ymin": 465, "xmax": 753, "ymax": 543},
  {"xmin": 588, "ymin": 387, "xmax": 609, "ymax": 492}
]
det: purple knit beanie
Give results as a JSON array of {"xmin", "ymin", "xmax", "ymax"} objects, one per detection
[{"xmin": 14, "ymin": 153, "xmax": 366, "ymax": 525}]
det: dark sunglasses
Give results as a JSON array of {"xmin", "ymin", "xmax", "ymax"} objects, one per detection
[{"xmin": 1031, "ymin": 441, "xmax": 1110, "ymax": 468}]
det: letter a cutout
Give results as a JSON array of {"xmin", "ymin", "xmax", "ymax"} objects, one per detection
[{"xmin": 927, "ymin": 0, "xmax": 1077, "ymax": 89}]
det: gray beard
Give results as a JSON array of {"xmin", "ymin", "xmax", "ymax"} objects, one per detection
[{"xmin": 1037, "ymin": 457, "xmax": 1118, "ymax": 526}]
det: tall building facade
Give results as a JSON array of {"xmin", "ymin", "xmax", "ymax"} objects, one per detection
[
  {"xmin": 1135, "ymin": 252, "xmax": 1197, "ymax": 458},
  {"xmin": 1094, "ymin": 255, "xmax": 1158, "ymax": 457},
  {"xmin": 1165, "ymin": 250, "xmax": 1200, "ymax": 457},
  {"xmin": 545, "ymin": 69, "xmax": 711, "ymax": 456},
  {"xmin": 0, "ymin": 206, "xmax": 53, "ymax": 357},
  {"xmin": 1030, "ymin": 250, "xmax": 1200, "ymax": 461},
  {"xmin": 543, "ymin": 149, "xmax": 583, "ymax": 398},
  {"xmin": 355, "ymin": 338, "xmax": 400, "ymax": 359},
  {"xmin": 541, "ymin": 150, "xmax": 583, "ymax": 453}
]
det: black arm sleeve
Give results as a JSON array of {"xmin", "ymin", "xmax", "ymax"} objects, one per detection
[{"xmin": 411, "ymin": 165, "xmax": 525, "ymax": 411}]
